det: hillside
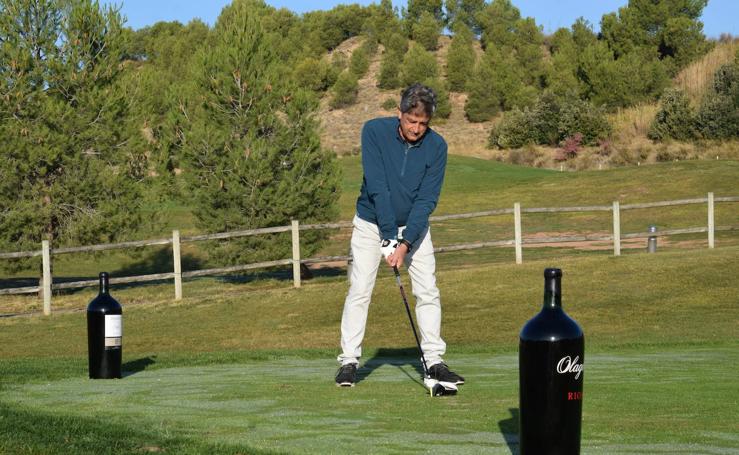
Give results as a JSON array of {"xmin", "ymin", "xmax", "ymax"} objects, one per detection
[
  {"xmin": 318, "ymin": 37, "xmax": 739, "ymax": 169},
  {"xmin": 318, "ymin": 35, "xmax": 497, "ymax": 160}
]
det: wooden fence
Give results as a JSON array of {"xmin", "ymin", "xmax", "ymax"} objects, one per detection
[{"xmin": 1, "ymin": 192, "xmax": 737, "ymax": 315}]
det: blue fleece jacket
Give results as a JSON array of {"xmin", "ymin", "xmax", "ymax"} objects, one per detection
[{"xmin": 355, "ymin": 117, "xmax": 447, "ymax": 248}]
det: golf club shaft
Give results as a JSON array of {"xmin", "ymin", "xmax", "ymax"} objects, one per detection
[{"xmin": 392, "ymin": 266, "xmax": 430, "ymax": 377}]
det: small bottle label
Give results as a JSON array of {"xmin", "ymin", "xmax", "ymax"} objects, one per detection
[
  {"xmin": 105, "ymin": 315, "xmax": 122, "ymax": 347},
  {"xmin": 105, "ymin": 315, "xmax": 122, "ymax": 337}
]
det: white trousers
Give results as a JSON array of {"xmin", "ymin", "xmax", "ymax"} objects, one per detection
[{"xmin": 338, "ymin": 215, "xmax": 446, "ymax": 366}]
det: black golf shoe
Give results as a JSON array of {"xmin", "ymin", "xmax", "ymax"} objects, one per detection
[
  {"xmin": 335, "ymin": 363, "xmax": 358, "ymax": 387},
  {"xmin": 428, "ymin": 363, "xmax": 465, "ymax": 385}
]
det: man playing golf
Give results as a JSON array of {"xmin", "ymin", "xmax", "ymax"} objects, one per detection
[{"xmin": 335, "ymin": 83, "xmax": 464, "ymax": 388}]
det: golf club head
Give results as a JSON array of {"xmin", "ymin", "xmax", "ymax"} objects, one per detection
[{"xmin": 424, "ymin": 377, "xmax": 458, "ymax": 397}]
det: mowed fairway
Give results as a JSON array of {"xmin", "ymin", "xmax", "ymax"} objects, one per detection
[
  {"xmin": 1, "ymin": 158, "xmax": 739, "ymax": 454},
  {"xmin": 1, "ymin": 247, "xmax": 739, "ymax": 454},
  {"xmin": 2, "ymin": 347, "xmax": 738, "ymax": 454}
]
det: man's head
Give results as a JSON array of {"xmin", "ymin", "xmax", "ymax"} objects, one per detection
[{"xmin": 397, "ymin": 83, "xmax": 437, "ymax": 143}]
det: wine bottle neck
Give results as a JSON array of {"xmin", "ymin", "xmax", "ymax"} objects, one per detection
[
  {"xmin": 543, "ymin": 276, "xmax": 561, "ymax": 308},
  {"xmin": 99, "ymin": 273, "xmax": 109, "ymax": 295}
]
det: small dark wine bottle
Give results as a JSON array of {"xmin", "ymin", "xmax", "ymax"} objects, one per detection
[
  {"xmin": 519, "ymin": 268, "xmax": 584, "ymax": 454},
  {"xmin": 87, "ymin": 272, "xmax": 122, "ymax": 379}
]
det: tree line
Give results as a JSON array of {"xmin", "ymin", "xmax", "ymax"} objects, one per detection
[{"xmin": 0, "ymin": 0, "xmax": 735, "ymax": 269}]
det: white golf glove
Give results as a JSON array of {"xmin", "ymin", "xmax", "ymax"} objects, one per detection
[{"xmin": 380, "ymin": 238, "xmax": 398, "ymax": 259}]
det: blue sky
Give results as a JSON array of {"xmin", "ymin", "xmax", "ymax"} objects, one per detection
[{"xmin": 108, "ymin": 0, "xmax": 737, "ymax": 38}]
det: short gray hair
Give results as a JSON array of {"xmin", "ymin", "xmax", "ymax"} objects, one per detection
[{"xmin": 399, "ymin": 83, "xmax": 437, "ymax": 117}]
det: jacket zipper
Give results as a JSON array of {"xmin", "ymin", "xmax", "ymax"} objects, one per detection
[{"xmin": 401, "ymin": 143, "xmax": 416, "ymax": 177}]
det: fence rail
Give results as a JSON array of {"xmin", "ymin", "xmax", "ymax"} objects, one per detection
[{"xmin": 1, "ymin": 193, "xmax": 737, "ymax": 314}]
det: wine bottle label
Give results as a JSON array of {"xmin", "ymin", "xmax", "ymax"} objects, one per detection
[
  {"xmin": 556, "ymin": 355, "xmax": 584, "ymax": 380},
  {"xmin": 105, "ymin": 315, "xmax": 122, "ymax": 337},
  {"xmin": 104, "ymin": 337, "xmax": 122, "ymax": 347}
]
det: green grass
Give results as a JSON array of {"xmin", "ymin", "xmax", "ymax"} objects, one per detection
[
  {"xmin": 3, "ymin": 158, "xmax": 738, "ymax": 282},
  {"xmin": 1, "ymin": 246, "xmax": 738, "ymax": 453},
  {"xmin": 1, "ymin": 159, "xmax": 738, "ymax": 453},
  {"xmin": 2, "ymin": 346, "xmax": 737, "ymax": 454}
]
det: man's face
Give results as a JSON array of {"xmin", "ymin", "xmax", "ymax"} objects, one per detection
[{"xmin": 398, "ymin": 109, "xmax": 431, "ymax": 143}]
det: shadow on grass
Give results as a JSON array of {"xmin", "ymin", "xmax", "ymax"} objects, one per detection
[
  {"xmin": 122, "ymin": 356, "xmax": 157, "ymax": 378},
  {"xmin": 498, "ymin": 407, "xmax": 520, "ymax": 455},
  {"xmin": 0, "ymin": 252, "xmax": 347, "ymax": 298},
  {"xmin": 357, "ymin": 348, "xmax": 425, "ymax": 388},
  {"xmin": 115, "ymin": 248, "xmax": 202, "ymax": 278}
]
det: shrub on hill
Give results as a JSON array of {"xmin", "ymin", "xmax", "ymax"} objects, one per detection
[
  {"xmin": 400, "ymin": 43, "xmax": 438, "ymax": 88},
  {"xmin": 446, "ymin": 22, "xmax": 476, "ymax": 92},
  {"xmin": 349, "ymin": 45, "xmax": 371, "ymax": 78},
  {"xmin": 696, "ymin": 62, "xmax": 739, "ymax": 139},
  {"xmin": 490, "ymin": 94, "xmax": 611, "ymax": 149},
  {"xmin": 330, "ymin": 71, "xmax": 359, "ymax": 108},
  {"xmin": 412, "ymin": 11, "xmax": 441, "ymax": 51},
  {"xmin": 378, "ymin": 52, "xmax": 402, "ymax": 89},
  {"xmin": 648, "ymin": 89, "xmax": 697, "ymax": 141},
  {"xmin": 294, "ymin": 57, "xmax": 338, "ymax": 91},
  {"xmin": 422, "ymin": 77, "xmax": 451, "ymax": 119}
]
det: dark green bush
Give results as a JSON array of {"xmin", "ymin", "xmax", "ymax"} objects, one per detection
[
  {"xmin": 400, "ymin": 43, "xmax": 438, "ymax": 88},
  {"xmin": 446, "ymin": 22, "xmax": 476, "ymax": 92},
  {"xmin": 422, "ymin": 77, "xmax": 451, "ymax": 119},
  {"xmin": 382, "ymin": 32, "xmax": 408, "ymax": 56},
  {"xmin": 293, "ymin": 57, "xmax": 336, "ymax": 92},
  {"xmin": 696, "ymin": 93, "xmax": 738, "ymax": 139},
  {"xmin": 489, "ymin": 94, "xmax": 610, "ymax": 149},
  {"xmin": 412, "ymin": 11, "xmax": 441, "ymax": 51},
  {"xmin": 696, "ymin": 63, "xmax": 738, "ymax": 139},
  {"xmin": 377, "ymin": 51, "xmax": 402, "ymax": 89},
  {"xmin": 557, "ymin": 98, "xmax": 611, "ymax": 145},
  {"xmin": 528, "ymin": 92, "xmax": 561, "ymax": 145},
  {"xmin": 330, "ymin": 72, "xmax": 359, "ymax": 109},
  {"xmin": 381, "ymin": 97, "xmax": 397, "ymax": 110},
  {"xmin": 489, "ymin": 108, "xmax": 537, "ymax": 149},
  {"xmin": 648, "ymin": 89, "xmax": 696, "ymax": 141},
  {"xmin": 349, "ymin": 46, "xmax": 370, "ymax": 78}
]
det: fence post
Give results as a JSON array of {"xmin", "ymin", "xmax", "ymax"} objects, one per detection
[
  {"xmin": 42, "ymin": 240, "xmax": 52, "ymax": 315},
  {"xmin": 612, "ymin": 201, "xmax": 621, "ymax": 256},
  {"xmin": 707, "ymin": 192, "xmax": 714, "ymax": 249},
  {"xmin": 291, "ymin": 220, "xmax": 301, "ymax": 288},
  {"xmin": 514, "ymin": 203, "xmax": 522, "ymax": 264},
  {"xmin": 173, "ymin": 230, "xmax": 182, "ymax": 300}
]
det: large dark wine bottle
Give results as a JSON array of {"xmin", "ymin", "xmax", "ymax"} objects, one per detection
[
  {"xmin": 519, "ymin": 268, "xmax": 584, "ymax": 454},
  {"xmin": 87, "ymin": 272, "xmax": 122, "ymax": 379}
]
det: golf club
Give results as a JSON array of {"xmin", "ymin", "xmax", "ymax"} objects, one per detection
[{"xmin": 392, "ymin": 266, "xmax": 457, "ymax": 397}]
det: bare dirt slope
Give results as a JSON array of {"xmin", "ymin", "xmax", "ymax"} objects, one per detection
[{"xmin": 318, "ymin": 36, "xmax": 496, "ymax": 158}]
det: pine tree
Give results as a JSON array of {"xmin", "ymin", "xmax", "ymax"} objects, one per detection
[
  {"xmin": 422, "ymin": 77, "xmax": 451, "ymax": 119},
  {"xmin": 445, "ymin": 0, "xmax": 485, "ymax": 34},
  {"xmin": 178, "ymin": 0, "xmax": 340, "ymax": 265},
  {"xmin": 600, "ymin": 0, "xmax": 710, "ymax": 74},
  {"xmin": 378, "ymin": 51, "xmax": 403, "ymax": 89},
  {"xmin": 330, "ymin": 71, "xmax": 359, "ymax": 108},
  {"xmin": 413, "ymin": 11, "xmax": 441, "ymax": 51},
  {"xmin": 0, "ymin": 0, "xmax": 143, "ymax": 261},
  {"xmin": 545, "ymin": 28, "xmax": 582, "ymax": 98},
  {"xmin": 446, "ymin": 22, "xmax": 476, "ymax": 92},
  {"xmin": 464, "ymin": 48, "xmax": 502, "ymax": 122},
  {"xmin": 400, "ymin": 43, "xmax": 439, "ymax": 88},
  {"xmin": 477, "ymin": 0, "xmax": 520, "ymax": 50},
  {"xmin": 405, "ymin": 0, "xmax": 444, "ymax": 29}
]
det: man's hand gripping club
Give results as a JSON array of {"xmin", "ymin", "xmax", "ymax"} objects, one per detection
[{"xmin": 380, "ymin": 238, "xmax": 410, "ymax": 268}]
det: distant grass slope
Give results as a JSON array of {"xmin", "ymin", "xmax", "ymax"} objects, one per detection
[
  {"xmin": 2, "ymin": 245, "xmax": 737, "ymax": 356},
  {"xmin": 2, "ymin": 158, "xmax": 738, "ymax": 303}
]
